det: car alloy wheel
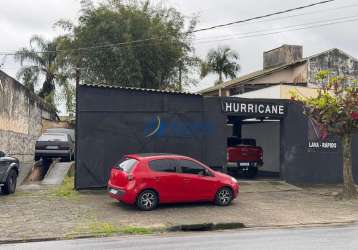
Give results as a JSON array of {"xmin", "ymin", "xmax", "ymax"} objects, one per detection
[
  {"xmin": 3, "ymin": 169, "xmax": 17, "ymax": 195},
  {"xmin": 215, "ymin": 187, "xmax": 233, "ymax": 206},
  {"xmin": 137, "ymin": 190, "xmax": 158, "ymax": 211}
]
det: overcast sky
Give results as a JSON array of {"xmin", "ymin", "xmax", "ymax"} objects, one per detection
[{"xmin": 1, "ymin": 0, "xmax": 358, "ymax": 112}]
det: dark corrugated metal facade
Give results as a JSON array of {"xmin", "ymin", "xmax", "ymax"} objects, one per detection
[{"xmin": 76, "ymin": 84, "xmax": 358, "ymax": 189}]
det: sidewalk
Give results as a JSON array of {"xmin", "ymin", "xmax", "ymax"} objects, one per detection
[{"xmin": 1, "ymin": 180, "xmax": 358, "ymax": 243}]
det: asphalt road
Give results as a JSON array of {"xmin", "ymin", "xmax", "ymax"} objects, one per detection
[{"xmin": 1, "ymin": 224, "xmax": 358, "ymax": 250}]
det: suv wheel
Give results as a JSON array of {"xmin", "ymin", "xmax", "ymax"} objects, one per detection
[
  {"xmin": 215, "ymin": 187, "xmax": 233, "ymax": 206},
  {"xmin": 34, "ymin": 155, "xmax": 40, "ymax": 162},
  {"xmin": 245, "ymin": 167, "xmax": 258, "ymax": 178},
  {"xmin": 2, "ymin": 169, "xmax": 17, "ymax": 195},
  {"xmin": 136, "ymin": 190, "xmax": 158, "ymax": 211}
]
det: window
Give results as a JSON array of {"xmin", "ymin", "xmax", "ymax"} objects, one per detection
[
  {"xmin": 178, "ymin": 159, "xmax": 206, "ymax": 175},
  {"xmin": 149, "ymin": 159, "xmax": 177, "ymax": 173},
  {"xmin": 38, "ymin": 133, "xmax": 68, "ymax": 142},
  {"xmin": 115, "ymin": 158, "xmax": 138, "ymax": 173}
]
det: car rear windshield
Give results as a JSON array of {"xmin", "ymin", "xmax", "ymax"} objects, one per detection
[
  {"xmin": 38, "ymin": 134, "xmax": 67, "ymax": 142},
  {"xmin": 115, "ymin": 158, "xmax": 138, "ymax": 173}
]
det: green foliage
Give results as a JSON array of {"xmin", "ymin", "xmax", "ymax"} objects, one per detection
[
  {"xmin": 295, "ymin": 71, "xmax": 358, "ymax": 136},
  {"xmin": 119, "ymin": 226, "xmax": 153, "ymax": 235},
  {"xmin": 16, "ymin": 67, "xmax": 38, "ymax": 92},
  {"xmin": 57, "ymin": 0, "xmax": 199, "ymax": 90},
  {"xmin": 50, "ymin": 176, "xmax": 78, "ymax": 199},
  {"xmin": 15, "ymin": 35, "xmax": 72, "ymax": 112},
  {"xmin": 69, "ymin": 222, "xmax": 153, "ymax": 238},
  {"xmin": 200, "ymin": 46, "xmax": 240, "ymax": 85},
  {"xmin": 87, "ymin": 223, "xmax": 153, "ymax": 236},
  {"xmin": 88, "ymin": 222, "xmax": 121, "ymax": 236}
]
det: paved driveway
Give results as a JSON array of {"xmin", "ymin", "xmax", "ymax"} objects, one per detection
[{"xmin": 1, "ymin": 180, "xmax": 358, "ymax": 242}]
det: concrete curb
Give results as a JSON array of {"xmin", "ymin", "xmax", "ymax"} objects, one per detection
[
  {"xmin": 1, "ymin": 220, "xmax": 357, "ymax": 245},
  {"xmin": 0, "ymin": 235, "xmax": 95, "ymax": 245},
  {"xmin": 168, "ymin": 222, "xmax": 246, "ymax": 232}
]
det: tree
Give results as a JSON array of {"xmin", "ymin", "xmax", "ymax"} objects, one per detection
[
  {"xmin": 294, "ymin": 71, "xmax": 358, "ymax": 199},
  {"xmin": 15, "ymin": 35, "xmax": 70, "ymax": 110},
  {"xmin": 200, "ymin": 46, "xmax": 240, "ymax": 85},
  {"xmin": 16, "ymin": 67, "xmax": 38, "ymax": 93},
  {"xmin": 56, "ymin": 0, "xmax": 198, "ymax": 91}
]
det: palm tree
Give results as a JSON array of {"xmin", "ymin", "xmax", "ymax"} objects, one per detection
[
  {"xmin": 200, "ymin": 46, "xmax": 240, "ymax": 85},
  {"xmin": 16, "ymin": 67, "xmax": 38, "ymax": 93},
  {"xmin": 15, "ymin": 35, "xmax": 69, "ymax": 109}
]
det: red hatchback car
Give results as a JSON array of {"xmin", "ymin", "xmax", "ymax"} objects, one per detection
[{"xmin": 108, "ymin": 153, "xmax": 239, "ymax": 210}]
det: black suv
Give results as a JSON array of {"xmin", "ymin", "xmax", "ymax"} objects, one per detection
[{"xmin": 0, "ymin": 151, "xmax": 20, "ymax": 195}]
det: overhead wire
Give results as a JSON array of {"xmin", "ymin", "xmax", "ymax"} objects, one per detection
[
  {"xmin": 193, "ymin": 15, "xmax": 358, "ymax": 43},
  {"xmin": 192, "ymin": 0, "xmax": 336, "ymax": 33},
  {"xmin": 191, "ymin": 17, "xmax": 358, "ymax": 45},
  {"xmin": 194, "ymin": 2, "xmax": 358, "ymax": 36},
  {"xmin": 0, "ymin": 0, "xmax": 338, "ymax": 56},
  {"xmin": 2, "ymin": 14, "xmax": 356, "ymax": 61}
]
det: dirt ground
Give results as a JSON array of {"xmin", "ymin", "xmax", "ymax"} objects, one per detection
[{"xmin": 1, "ymin": 180, "xmax": 358, "ymax": 242}]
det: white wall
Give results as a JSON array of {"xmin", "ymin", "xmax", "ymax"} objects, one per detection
[
  {"xmin": 234, "ymin": 85, "xmax": 281, "ymax": 99},
  {"xmin": 241, "ymin": 121, "xmax": 280, "ymax": 173}
]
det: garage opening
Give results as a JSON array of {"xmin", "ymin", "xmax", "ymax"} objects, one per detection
[
  {"xmin": 227, "ymin": 116, "xmax": 280, "ymax": 179},
  {"xmin": 221, "ymin": 98, "xmax": 287, "ymax": 179},
  {"xmin": 225, "ymin": 115, "xmax": 282, "ymax": 179}
]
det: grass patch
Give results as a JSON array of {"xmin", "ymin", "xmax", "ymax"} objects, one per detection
[
  {"xmin": 120, "ymin": 226, "xmax": 153, "ymax": 235},
  {"xmin": 89, "ymin": 222, "xmax": 121, "ymax": 236},
  {"xmin": 68, "ymin": 222, "xmax": 154, "ymax": 238},
  {"xmin": 50, "ymin": 176, "xmax": 78, "ymax": 199}
]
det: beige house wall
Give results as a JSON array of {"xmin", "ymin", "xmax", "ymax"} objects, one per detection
[
  {"xmin": 280, "ymin": 85, "xmax": 320, "ymax": 99},
  {"xmin": 240, "ymin": 62, "xmax": 307, "ymax": 86}
]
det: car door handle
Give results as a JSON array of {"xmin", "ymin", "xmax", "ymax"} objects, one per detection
[
  {"xmin": 151, "ymin": 177, "xmax": 160, "ymax": 181},
  {"xmin": 183, "ymin": 178, "xmax": 190, "ymax": 182}
]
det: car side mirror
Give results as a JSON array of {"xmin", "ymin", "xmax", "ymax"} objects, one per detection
[{"xmin": 0, "ymin": 151, "xmax": 5, "ymax": 157}]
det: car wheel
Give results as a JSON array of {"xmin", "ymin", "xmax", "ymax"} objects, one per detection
[
  {"xmin": 34, "ymin": 155, "xmax": 40, "ymax": 162},
  {"xmin": 245, "ymin": 167, "xmax": 258, "ymax": 178},
  {"xmin": 2, "ymin": 169, "xmax": 17, "ymax": 195},
  {"xmin": 136, "ymin": 190, "xmax": 158, "ymax": 211},
  {"xmin": 215, "ymin": 187, "xmax": 233, "ymax": 206},
  {"xmin": 62, "ymin": 154, "xmax": 71, "ymax": 162}
]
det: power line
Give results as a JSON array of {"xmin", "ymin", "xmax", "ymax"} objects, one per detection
[
  {"xmin": 201, "ymin": 3, "xmax": 358, "ymax": 31},
  {"xmin": 0, "ymin": 37, "xmax": 161, "ymax": 56},
  {"xmin": 2, "ymin": 14, "xmax": 356, "ymax": 67},
  {"xmin": 0, "ymin": 0, "xmax": 337, "ymax": 56},
  {"xmin": 193, "ymin": 16, "xmax": 358, "ymax": 45},
  {"xmin": 192, "ymin": 0, "xmax": 336, "ymax": 33},
  {"xmin": 194, "ymin": 14, "xmax": 358, "ymax": 43}
]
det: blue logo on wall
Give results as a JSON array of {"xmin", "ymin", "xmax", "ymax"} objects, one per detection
[{"xmin": 144, "ymin": 115, "xmax": 215, "ymax": 138}]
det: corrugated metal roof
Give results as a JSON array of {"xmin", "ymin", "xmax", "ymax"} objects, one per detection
[{"xmin": 80, "ymin": 83, "xmax": 201, "ymax": 96}]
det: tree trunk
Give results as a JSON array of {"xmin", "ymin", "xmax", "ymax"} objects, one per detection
[
  {"xmin": 178, "ymin": 64, "xmax": 183, "ymax": 92},
  {"xmin": 341, "ymin": 134, "xmax": 357, "ymax": 199}
]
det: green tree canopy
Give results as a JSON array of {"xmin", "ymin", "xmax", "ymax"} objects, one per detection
[
  {"xmin": 58, "ymin": 0, "xmax": 198, "ymax": 90},
  {"xmin": 200, "ymin": 46, "xmax": 240, "ymax": 85}
]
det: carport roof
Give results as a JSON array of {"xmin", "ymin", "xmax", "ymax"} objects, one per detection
[{"xmin": 80, "ymin": 83, "xmax": 201, "ymax": 96}]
